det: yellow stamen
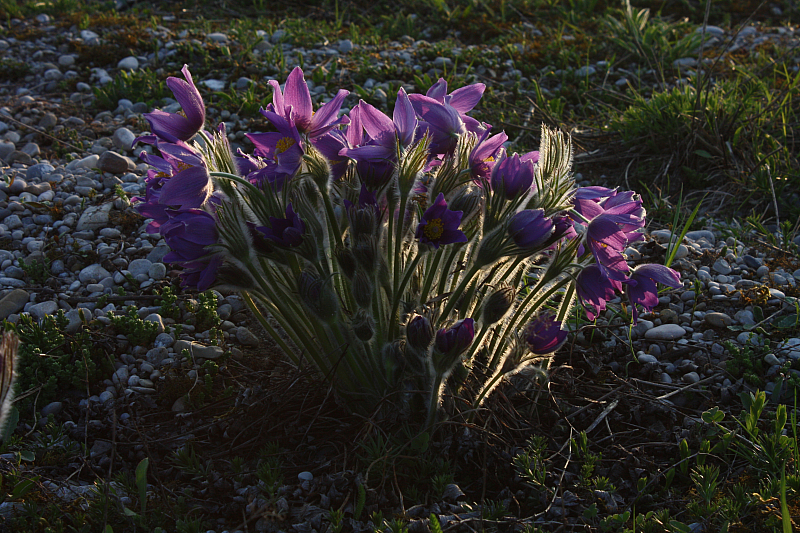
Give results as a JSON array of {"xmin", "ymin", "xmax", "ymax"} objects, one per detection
[
  {"xmin": 276, "ymin": 137, "xmax": 296, "ymax": 155},
  {"xmin": 423, "ymin": 218, "xmax": 444, "ymax": 241}
]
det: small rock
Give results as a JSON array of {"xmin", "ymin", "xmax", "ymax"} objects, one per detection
[
  {"xmin": 298, "ymin": 471, "xmax": 313, "ymax": 482},
  {"xmin": 28, "ymin": 300, "xmax": 58, "ymax": 320},
  {"xmin": 645, "ymin": 324, "xmax": 686, "ymax": 341},
  {"xmin": 713, "ymin": 258, "xmax": 732, "ymax": 275},
  {"xmin": 79, "ymin": 264, "xmax": 111, "ymax": 284},
  {"xmin": 112, "ymin": 127, "xmax": 137, "ymax": 151},
  {"xmin": 90, "ymin": 440, "xmax": 113, "ymax": 457},
  {"xmin": 235, "ymin": 327, "xmax": 260, "ymax": 347},
  {"xmin": 764, "ymin": 353, "xmax": 781, "ymax": 366},
  {"xmin": 117, "ymin": 56, "xmax": 139, "ymax": 70},
  {"xmin": 705, "ymin": 312, "xmax": 732, "ymax": 328},
  {"xmin": 76, "ymin": 202, "xmax": 113, "ymax": 231},
  {"xmin": 637, "ymin": 353, "xmax": 658, "ymax": 364},
  {"xmin": 338, "ymin": 39, "xmax": 354, "ymax": 53},
  {"xmin": 0, "ymin": 289, "xmax": 30, "ymax": 320},
  {"xmin": 128, "ymin": 258, "xmax": 153, "ymax": 278},
  {"xmin": 97, "ymin": 151, "xmax": 134, "ymax": 174},
  {"xmin": 41, "ymin": 401, "xmax": 63, "ymax": 417},
  {"xmin": 682, "ymin": 372, "xmax": 701, "ymax": 384}
]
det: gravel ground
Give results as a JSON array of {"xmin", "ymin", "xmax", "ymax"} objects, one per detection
[{"xmin": 1, "ymin": 8, "xmax": 800, "ymax": 532}]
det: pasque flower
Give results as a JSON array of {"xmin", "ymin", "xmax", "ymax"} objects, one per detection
[
  {"xmin": 161, "ymin": 208, "xmax": 222, "ymax": 290},
  {"xmin": 490, "ymin": 152, "xmax": 536, "ymax": 200},
  {"xmin": 266, "ymin": 66, "xmax": 349, "ymax": 138},
  {"xmin": 508, "ymin": 209, "xmax": 555, "ymax": 250},
  {"xmin": 626, "ymin": 264, "xmax": 682, "ymax": 322},
  {"xmin": 434, "ymin": 318, "xmax": 475, "ymax": 357},
  {"xmin": 144, "ymin": 65, "xmax": 205, "ymax": 143},
  {"xmin": 416, "ymin": 193, "xmax": 468, "ymax": 249},
  {"xmin": 576, "ymin": 264, "xmax": 623, "ymax": 321},
  {"xmin": 255, "ymin": 203, "xmax": 305, "ymax": 248},
  {"xmin": 524, "ymin": 313, "xmax": 568, "ymax": 355},
  {"xmin": 247, "ymin": 112, "xmax": 305, "ymax": 190},
  {"xmin": 585, "ymin": 214, "xmax": 631, "ymax": 281},
  {"xmin": 135, "ymin": 136, "xmax": 213, "ymax": 209},
  {"xmin": 0, "ymin": 330, "xmax": 19, "ymax": 430}
]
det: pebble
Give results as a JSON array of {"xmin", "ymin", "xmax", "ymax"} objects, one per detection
[
  {"xmin": 645, "ymin": 324, "xmax": 686, "ymax": 341},
  {"xmin": 704, "ymin": 312, "xmax": 732, "ymax": 328}
]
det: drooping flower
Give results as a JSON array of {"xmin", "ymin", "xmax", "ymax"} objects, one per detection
[
  {"xmin": 626, "ymin": 264, "xmax": 682, "ymax": 322},
  {"xmin": 247, "ymin": 112, "xmax": 304, "ymax": 190},
  {"xmin": 523, "ymin": 313, "xmax": 568, "ymax": 355},
  {"xmin": 576, "ymin": 264, "xmax": 623, "ymax": 321},
  {"xmin": 585, "ymin": 214, "xmax": 632, "ymax": 281},
  {"xmin": 408, "ymin": 95, "xmax": 468, "ymax": 156},
  {"xmin": 490, "ymin": 152, "xmax": 535, "ymax": 200},
  {"xmin": 265, "ymin": 67, "xmax": 349, "ymax": 138},
  {"xmin": 144, "ymin": 65, "xmax": 205, "ymax": 143},
  {"xmin": 411, "ymin": 78, "xmax": 486, "ymax": 134},
  {"xmin": 434, "ymin": 318, "xmax": 475, "ymax": 357},
  {"xmin": 406, "ymin": 314, "xmax": 434, "ymax": 352},
  {"xmin": 508, "ymin": 209, "xmax": 555, "ymax": 250},
  {"xmin": 416, "ymin": 193, "xmax": 468, "ymax": 249},
  {"xmin": 134, "ymin": 136, "xmax": 213, "ymax": 209},
  {"xmin": 255, "ymin": 203, "xmax": 306, "ymax": 248},
  {"xmin": 161, "ymin": 208, "xmax": 222, "ymax": 290},
  {"xmin": 468, "ymin": 128, "xmax": 507, "ymax": 181}
]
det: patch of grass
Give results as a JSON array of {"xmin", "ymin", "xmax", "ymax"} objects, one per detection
[{"xmin": 93, "ymin": 69, "xmax": 170, "ymax": 111}]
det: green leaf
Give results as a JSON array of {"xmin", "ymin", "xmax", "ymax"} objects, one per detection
[
  {"xmin": 773, "ymin": 314, "xmax": 798, "ymax": 329},
  {"xmin": 429, "ymin": 513, "xmax": 444, "ymax": 533},
  {"xmin": 669, "ymin": 520, "xmax": 693, "ymax": 533},
  {"xmin": 123, "ymin": 507, "xmax": 138, "ymax": 517},
  {"xmin": 19, "ymin": 450, "xmax": 34, "ymax": 462},
  {"xmin": 753, "ymin": 306, "xmax": 764, "ymax": 323},
  {"xmin": 702, "ymin": 407, "xmax": 725, "ymax": 424},
  {"xmin": 694, "ymin": 149, "xmax": 713, "ymax": 159},
  {"xmin": 10, "ymin": 478, "xmax": 37, "ymax": 499},
  {"xmin": 136, "ymin": 457, "xmax": 149, "ymax": 514},
  {"xmin": 104, "ymin": 526, "xmax": 114, "ymax": 533}
]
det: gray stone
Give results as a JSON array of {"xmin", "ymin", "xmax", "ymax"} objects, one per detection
[
  {"xmin": 76, "ymin": 202, "xmax": 113, "ymax": 231},
  {"xmin": 734, "ymin": 309, "xmax": 755, "ymax": 327},
  {"xmin": 148, "ymin": 262, "xmax": 166, "ymax": 280},
  {"xmin": 153, "ymin": 333, "xmax": 175, "ymax": 349},
  {"xmin": 637, "ymin": 353, "xmax": 658, "ymax": 364},
  {"xmin": 144, "ymin": 313, "xmax": 165, "ymax": 334},
  {"xmin": 207, "ymin": 32, "xmax": 229, "ymax": 43},
  {"xmin": 0, "ymin": 141, "xmax": 14, "ymax": 161},
  {"xmin": 146, "ymin": 346, "xmax": 168, "ymax": 364},
  {"xmin": 26, "ymin": 163, "xmax": 55, "ymax": 180},
  {"xmin": 201, "ymin": 79, "xmax": 226, "ymax": 91},
  {"xmin": 235, "ymin": 327, "xmax": 260, "ymax": 347},
  {"xmin": 112, "ymin": 127, "xmax": 137, "ymax": 151},
  {"xmin": 3, "ymin": 214, "xmax": 22, "ymax": 230},
  {"xmin": 97, "ymin": 151, "xmax": 134, "ymax": 174},
  {"xmin": 99, "ymin": 390, "xmax": 114, "ymax": 404},
  {"xmin": 41, "ymin": 401, "xmax": 63, "ymax": 417},
  {"xmin": 0, "ymin": 289, "xmax": 28, "ymax": 320},
  {"xmin": 338, "ymin": 39, "xmax": 354, "ymax": 53},
  {"xmin": 705, "ymin": 312, "xmax": 732, "ymax": 328},
  {"xmin": 171, "ymin": 397, "xmax": 186, "ymax": 412},
  {"xmin": 298, "ymin": 471, "xmax": 313, "ymax": 481},
  {"xmin": 64, "ymin": 308, "xmax": 92, "ymax": 334},
  {"xmin": 90, "ymin": 440, "xmax": 112, "ymax": 457},
  {"xmin": 117, "ymin": 56, "xmax": 139, "ymax": 70},
  {"xmin": 645, "ymin": 324, "xmax": 686, "ymax": 341},
  {"xmin": 742, "ymin": 254, "xmax": 762, "ymax": 269},
  {"xmin": 764, "ymin": 353, "xmax": 781, "ymax": 366},
  {"xmin": 5, "ymin": 151, "xmax": 32, "ymax": 165},
  {"xmin": 128, "ymin": 258, "xmax": 153, "ymax": 278},
  {"xmin": 684, "ymin": 230, "xmax": 715, "ymax": 244},
  {"xmin": 79, "ymin": 264, "xmax": 111, "ymax": 284},
  {"xmin": 682, "ymin": 372, "xmax": 701, "ymax": 384},
  {"xmin": 28, "ymin": 300, "xmax": 58, "ymax": 320},
  {"xmin": 713, "ymin": 258, "xmax": 732, "ymax": 275},
  {"xmin": 66, "ymin": 154, "xmax": 99, "ymax": 170},
  {"xmin": 38, "ymin": 112, "xmax": 58, "ymax": 129},
  {"xmin": 113, "ymin": 366, "xmax": 129, "ymax": 384}
]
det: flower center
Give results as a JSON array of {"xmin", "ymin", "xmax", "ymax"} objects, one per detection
[
  {"xmin": 276, "ymin": 136, "xmax": 296, "ymax": 155},
  {"xmin": 175, "ymin": 161, "xmax": 191, "ymax": 171},
  {"xmin": 424, "ymin": 218, "xmax": 444, "ymax": 240}
]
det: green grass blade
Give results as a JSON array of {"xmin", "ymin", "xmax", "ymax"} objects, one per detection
[{"xmin": 665, "ymin": 194, "xmax": 706, "ymax": 268}]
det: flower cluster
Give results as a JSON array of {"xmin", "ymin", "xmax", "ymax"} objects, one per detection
[{"xmin": 135, "ymin": 66, "xmax": 681, "ymax": 426}]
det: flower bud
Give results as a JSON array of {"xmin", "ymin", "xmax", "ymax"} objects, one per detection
[
  {"xmin": 448, "ymin": 185, "xmax": 482, "ymax": 225},
  {"xmin": 406, "ymin": 314, "xmax": 434, "ymax": 352},
  {"xmin": 350, "ymin": 206, "xmax": 377, "ymax": 239},
  {"xmin": 351, "ymin": 269, "xmax": 374, "ymax": 309},
  {"xmin": 298, "ymin": 271, "xmax": 339, "ymax": 322},
  {"xmin": 432, "ymin": 318, "xmax": 475, "ymax": 375},
  {"xmin": 353, "ymin": 235, "xmax": 378, "ymax": 272},
  {"xmin": 523, "ymin": 312, "xmax": 568, "ymax": 355},
  {"xmin": 481, "ymin": 285, "xmax": 516, "ymax": 324},
  {"xmin": 352, "ymin": 311, "xmax": 375, "ymax": 341},
  {"xmin": 334, "ymin": 247, "xmax": 357, "ymax": 279}
]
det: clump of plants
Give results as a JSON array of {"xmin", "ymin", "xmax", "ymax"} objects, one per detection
[
  {"xmin": 133, "ymin": 64, "xmax": 681, "ymax": 428},
  {"xmin": 108, "ymin": 305, "xmax": 159, "ymax": 347}
]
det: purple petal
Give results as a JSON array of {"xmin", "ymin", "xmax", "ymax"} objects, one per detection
[
  {"xmin": 446, "ymin": 83, "xmax": 485, "ymax": 114},
  {"xmin": 358, "ymin": 101, "xmax": 395, "ymax": 146},
  {"xmin": 284, "ymin": 67, "xmax": 313, "ymax": 130},
  {"xmin": 394, "ymin": 87, "xmax": 417, "ymax": 147},
  {"xmin": 426, "ymin": 78, "xmax": 448, "ymax": 102},
  {"xmin": 159, "ymin": 166, "xmax": 212, "ymax": 208}
]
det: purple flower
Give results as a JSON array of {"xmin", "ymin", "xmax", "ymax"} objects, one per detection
[
  {"xmin": 408, "ymin": 95, "xmax": 467, "ymax": 156},
  {"xmin": 406, "ymin": 314, "xmax": 434, "ymax": 352},
  {"xmin": 585, "ymin": 214, "xmax": 631, "ymax": 281},
  {"xmin": 144, "ymin": 65, "xmax": 205, "ymax": 143},
  {"xmin": 161, "ymin": 208, "xmax": 222, "ymax": 290},
  {"xmin": 434, "ymin": 318, "xmax": 475, "ymax": 357},
  {"xmin": 134, "ymin": 137, "xmax": 213, "ymax": 209},
  {"xmin": 255, "ymin": 203, "xmax": 305, "ymax": 247},
  {"xmin": 265, "ymin": 67, "xmax": 349, "ymax": 138},
  {"xmin": 413, "ymin": 78, "xmax": 486, "ymax": 134},
  {"xmin": 416, "ymin": 193, "xmax": 468, "ymax": 249},
  {"xmin": 576, "ymin": 264, "xmax": 623, "ymax": 321},
  {"xmin": 490, "ymin": 152, "xmax": 535, "ymax": 200},
  {"xmin": 626, "ymin": 264, "xmax": 681, "ymax": 322},
  {"xmin": 523, "ymin": 313, "xmax": 568, "ymax": 355},
  {"xmin": 247, "ymin": 112, "xmax": 304, "ymax": 189},
  {"xmin": 508, "ymin": 209, "xmax": 555, "ymax": 249},
  {"xmin": 468, "ymin": 128, "xmax": 507, "ymax": 181}
]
